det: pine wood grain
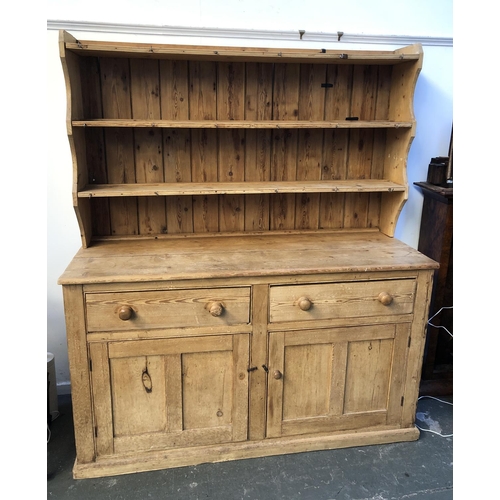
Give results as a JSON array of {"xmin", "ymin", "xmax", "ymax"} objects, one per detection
[
  {"xmin": 77, "ymin": 180, "xmax": 406, "ymax": 197},
  {"xmin": 130, "ymin": 59, "xmax": 167, "ymax": 235},
  {"xmin": 59, "ymin": 231, "xmax": 438, "ymax": 285},
  {"xmin": 59, "ymin": 34, "xmax": 433, "ymax": 479},
  {"xmin": 160, "ymin": 60, "xmax": 194, "ymax": 233},
  {"xmin": 65, "ymin": 39, "xmax": 422, "ymax": 64},
  {"xmin": 72, "ymin": 119, "xmax": 413, "ymax": 128}
]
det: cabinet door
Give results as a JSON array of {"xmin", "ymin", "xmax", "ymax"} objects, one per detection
[
  {"xmin": 266, "ymin": 324, "xmax": 410, "ymax": 438},
  {"xmin": 89, "ymin": 334, "xmax": 249, "ymax": 456}
]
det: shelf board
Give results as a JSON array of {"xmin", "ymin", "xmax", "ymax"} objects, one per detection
[
  {"xmin": 72, "ymin": 119, "xmax": 413, "ymax": 129},
  {"xmin": 78, "ymin": 181, "xmax": 406, "ymax": 198},
  {"xmin": 65, "ymin": 40, "xmax": 421, "ymax": 64}
]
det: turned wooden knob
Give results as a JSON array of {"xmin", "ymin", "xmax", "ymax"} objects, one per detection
[
  {"xmin": 206, "ymin": 301, "xmax": 224, "ymax": 317},
  {"xmin": 297, "ymin": 297, "xmax": 312, "ymax": 311},
  {"xmin": 378, "ymin": 292, "xmax": 393, "ymax": 306},
  {"xmin": 273, "ymin": 370, "xmax": 283, "ymax": 380},
  {"xmin": 118, "ymin": 305, "xmax": 133, "ymax": 321}
]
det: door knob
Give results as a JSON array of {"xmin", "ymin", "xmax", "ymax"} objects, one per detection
[
  {"xmin": 118, "ymin": 305, "xmax": 133, "ymax": 320},
  {"xmin": 297, "ymin": 296, "xmax": 312, "ymax": 311},
  {"xmin": 377, "ymin": 292, "xmax": 393, "ymax": 306},
  {"xmin": 206, "ymin": 301, "xmax": 224, "ymax": 317}
]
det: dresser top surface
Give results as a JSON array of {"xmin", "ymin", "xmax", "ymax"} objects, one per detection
[{"xmin": 58, "ymin": 230, "xmax": 438, "ymax": 285}]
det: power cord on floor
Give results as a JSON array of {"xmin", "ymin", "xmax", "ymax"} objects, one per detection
[
  {"xmin": 417, "ymin": 306, "xmax": 453, "ymax": 438},
  {"xmin": 416, "ymin": 395, "xmax": 453, "ymax": 438}
]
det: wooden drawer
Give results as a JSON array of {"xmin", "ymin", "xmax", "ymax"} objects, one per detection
[
  {"xmin": 269, "ymin": 279, "xmax": 416, "ymax": 323},
  {"xmin": 86, "ymin": 287, "xmax": 251, "ymax": 332}
]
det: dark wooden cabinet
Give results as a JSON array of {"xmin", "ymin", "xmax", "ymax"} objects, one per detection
[{"xmin": 414, "ymin": 182, "xmax": 453, "ymax": 395}]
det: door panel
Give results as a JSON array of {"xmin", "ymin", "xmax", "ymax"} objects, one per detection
[
  {"xmin": 344, "ymin": 339, "xmax": 394, "ymax": 413},
  {"xmin": 90, "ymin": 334, "xmax": 249, "ymax": 456},
  {"xmin": 182, "ymin": 350, "xmax": 233, "ymax": 430},
  {"xmin": 267, "ymin": 323, "xmax": 410, "ymax": 438},
  {"xmin": 111, "ymin": 355, "xmax": 167, "ymax": 436},
  {"xmin": 282, "ymin": 343, "xmax": 333, "ymax": 420}
]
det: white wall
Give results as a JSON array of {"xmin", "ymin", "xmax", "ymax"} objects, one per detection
[{"xmin": 47, "ymin": 0, "xmax": 453, "ymax": 393}]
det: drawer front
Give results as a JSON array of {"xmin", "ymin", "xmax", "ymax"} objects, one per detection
[
  {"xmin": 269, "ymin": 280, "xmax": 415, "ymax": 323},
  {"xmin": 86, "ymin": 287, "xmax": 251, "ymax": 332}
]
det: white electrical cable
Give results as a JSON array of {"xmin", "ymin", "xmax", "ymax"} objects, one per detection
[
  {"xmin": 47, "ymin": 411, "xmax": 60, "ymax": 444},
  {"xmin": 419, "ymin": 308, "xmax": 453, "ymax": 437},
  {"xmin": 416, "ymin": 395, "xmax": 453, "ymax": 438},
  {"xmin": 428, "ymin": 306, "xmax": 453, "ymax": 337}
]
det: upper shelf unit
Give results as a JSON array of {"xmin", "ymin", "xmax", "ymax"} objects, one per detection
[{"xmin": 59, "ymin": 30, "xmax": 423, "ymax": 248}]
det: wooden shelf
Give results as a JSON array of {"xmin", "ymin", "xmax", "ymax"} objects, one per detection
[
  {"xmin": 58, "ymin": 230, "xmax": 439, "ymax": 285},
  {"xmin": 61, "ymin": 27, "xmax": 422, "ymax": 243},
  {"xmin": 65, "ymin": 40, "xmax": 422, "ymax": 64},
  {"xmin": 72, "ymin": 119, "xmax": 413, "ymax": 129},
  {"xmin": 77, "ymin": 180, "xmax": 407, "ymax": 198}
]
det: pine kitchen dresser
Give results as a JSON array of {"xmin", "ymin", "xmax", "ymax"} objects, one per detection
[{"xmin": 57, "ymin": 30, "xmax": 439, "ymax": 479}]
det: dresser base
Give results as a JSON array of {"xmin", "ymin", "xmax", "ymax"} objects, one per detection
[{"xmin": 73, "ymin": 426, "xmax": 419, "ymax": 479}]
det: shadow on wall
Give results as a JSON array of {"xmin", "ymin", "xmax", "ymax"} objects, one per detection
[{"xmin": 395, "ymin": 69, "xmax": 453, "ymax": 247}]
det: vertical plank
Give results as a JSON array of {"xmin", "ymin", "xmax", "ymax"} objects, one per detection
[
  {"xmin": 61, "ymin": 46, "xmax": 92, "ymax": 246},
  {"xmin": 191, "ymin": 130, "xmax": 219, "ymax": 232},
  {"xmin": 244, "ymin": 63, "xmax": 272, "ymax": 231},
  {"xmin": 273, "ymin": 63, "xmax": 300, "ymax": 120},
  {"xmin": 86, "ymin": 129, "xmax": 110, "ymax": 236},
  {"xmin": 130, "ymin": 59, "xmax": 166, "ymax": 235},
  {"xmin": 320, "ymin": 65, "xmax": 352, "ymax": 229},
  {"xmin": 160, "ymin": 60, "xmax": 193, "ymax": 233},
  {"xmin": 386, "ymin": 323, "xmax": 411, "ymax": 425},
  {"xmin": 368, "ymin": 65, "xmax": 392, "ymax": 229},
  {"xmin": 270, "ymin": 129, "xmax": 298, "ymax": 230},
  {"xmin": 249, "ymin": 284, "xmax": 269, "ymax": 440},
  {"xmin": 100, "ymin": 57, "xmax": 133, "ymax": 119},
  {"xmin": 71, "ymin": 129, "xmax": 93, "ymax": 246},
  {"xmin": 232, "ymin": 334, "xmax": 250, "ymax": 442},
  {"xmin": 373, "ymin": 65, "xmax": 392, "ymax": 123},
  {"xmin": 165, "ymin": 354, "xmax": 183, "ymax": 433},
  {"xmin": 100, "ymin": 57, "xmax": 138, "ymax": 236},
  {"xmin": 295, "ymin": 64, "xmax": 326, "ymax": 229},
  {"xmin": 271, "ymin": 63, "xmax": 300, "ymax": 230},
  {"xmin": 62, "ymin": 285, "xmax": 95, "ymax": 463},
  {"xmin": 88, "ymin": 343, "xmax": 113, "ymax": 456},
  {"xmin": 343, "ymin": 130, "xmax": 373, "ymax": 228},
  {"xmin": 217, "ymin": 62, "xmax": 245, "ymax": 232},
  {"xmin": 163, "ymin": 129, "xmax": 194, "ymax": 233},
  {"xmin": 344, "ymin": 64, "xmax": 378, "ymax": 229},
  {"xmin": 104, "ymin": 129, "xmax": 138, "ymax": 235},
  {"xmin": 381, "ymin": 53, "xmax": 421, "ymax": 235},
  {"xmin": 266, "ymin": 331, "xmax": 285, "ymax": 438},
  {"xmin": 80, "ymin": 56, "xmax": 108, "ymax": 236},
  {"xmin": 401, "ymin": 270, "xmax": 434, "ymax": 427},
  {"xmin": 189, "ymin": 61, "xmax": 219, "ymax": 232},
  {"xmin": 295, "ymin": 129, "xmax": 323, "ymax": 229},
  {"xmin": 330, "ymin": 341, "xmax": 348, "ymax": 416},
  {"xmin": 379, "ymin": 128, "xmax": 411, "ymax": 236}
]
